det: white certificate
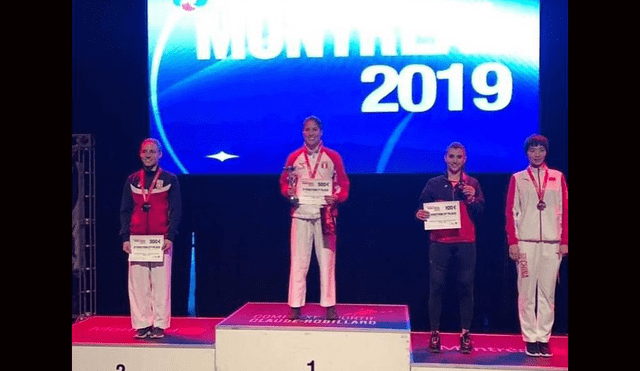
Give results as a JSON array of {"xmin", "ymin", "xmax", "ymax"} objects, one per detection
[
  {"xmin": 423, "ymin": 201, "xmax": 461, "ymax": 230},
  {"xmin": 129, "ymin": 235, "xmax": 164, "ymax": 262},
  {"xmin": 297, "ymin": 178, "xmax": 332, "ymax": 205}
]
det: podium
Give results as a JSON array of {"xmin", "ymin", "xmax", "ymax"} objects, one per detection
[
  {"xmin": 72, "ymin": 306, "xmax": 568, "ymax": 371},
  {"xmin": 71, "ymin": 316, "xmax": 223, "ymax": 371},
  {"xmin": 215, "ymin": 302, "xmax": 412, "ymax": 371}
]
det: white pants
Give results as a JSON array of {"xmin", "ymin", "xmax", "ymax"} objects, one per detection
[
  {"xmin": 128, "ymin": 249, "xmax": 172, "ymax": 329},
  {"xmin": 516, "ymin": 242, "xmax": 562, "ymax": 343},
  {"xmin": 288, "ymin": 217, "xmax": 336, "ymax": 308}
]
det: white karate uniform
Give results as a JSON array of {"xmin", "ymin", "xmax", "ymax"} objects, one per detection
[
  {"xmin": 280, "ymin": 143, "xmax": 349, "ymax": 308},
  {"xmin": 288, "ymin": 218, "xmax": 336, "ymax": 308},
  {"xmin": 128, "ymin": 249, "xmax": 172, "ymax": 329}
]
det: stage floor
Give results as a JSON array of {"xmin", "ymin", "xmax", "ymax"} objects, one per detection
[{"xmin": 411, "ymin": 332, "xmax": 568, "ymax": 370}]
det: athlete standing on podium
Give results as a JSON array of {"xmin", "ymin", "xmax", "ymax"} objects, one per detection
[
  {"xmin": 505, "ymin": 134, "xmax": 568, "ymax": 357},
  {"xmin": 415, "ymin": 142, "xmax": 484, "ymax": 354},
  {"xmin": 280, "ymin": 116, "xmax": 350, "ymax": 321},
  {"xmin": 120, "ymin": 138, "xmax": 182, "ymax": 339}
]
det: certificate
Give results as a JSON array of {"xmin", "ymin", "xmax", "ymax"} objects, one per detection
[
  {"xmin": 297, "ymin": 178, "xmax": 332, "ymax": 205},
  {"xmin": 129, "ymin": 235, "xmax": 164, "ymax": 262},
  {"xmin": 423, "ymin": 201, "xmax": 461, "ymax": 230}
]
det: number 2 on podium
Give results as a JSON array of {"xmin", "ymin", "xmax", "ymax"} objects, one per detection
[{"xmin": 307, "ymin": 360, "xmax": 315, "ymax": 371}]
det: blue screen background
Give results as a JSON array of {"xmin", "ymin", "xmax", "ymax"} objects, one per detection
[{"xmin": 149, "ymin": 0, "xmax": 539, "ymax": 174}]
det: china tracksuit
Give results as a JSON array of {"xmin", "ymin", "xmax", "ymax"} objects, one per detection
[
  {"xmin": 279, "ymin": 144, "xmax": 349, "ymax": 308},
  {"xmin": 120, "ymin": 168, "xmax": 181, "ymax": 330},
  {"xmin": 505, "ymin": 164, "xmax": 568, "ymax": 343}
]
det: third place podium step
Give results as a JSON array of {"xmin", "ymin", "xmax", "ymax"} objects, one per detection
[{"xmin": 215, "ymin": 302, "xmax": 412, "ymax": 371}]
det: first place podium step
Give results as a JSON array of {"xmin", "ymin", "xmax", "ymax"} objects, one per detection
[{"xmin": 215, "ymin": 302, "xmax": 412, "ymax": 371}]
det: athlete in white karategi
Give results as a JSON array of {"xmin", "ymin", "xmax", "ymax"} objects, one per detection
[
  {"xmin": 505, "ymin": 134, "xmax": 568, "ymax": 357},
  {"xmin": 120, "ymin": 138, "xmax": 182, "ymax": 339},
  {"xmin": 279, "ymin": 116, "xmax": 350, "ymax": 320}
]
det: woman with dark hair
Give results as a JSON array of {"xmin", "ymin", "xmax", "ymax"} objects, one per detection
[
  {"xmin": 415, "ymin": 142, "xmax": 485, "ymax": 354},
  {"xmin": 279, "ymin": 116, "xmax": 350, "ymax": 321},
  {"xmin": 505, "ymin": 134, "xmax": 568, "ymax": 357}
]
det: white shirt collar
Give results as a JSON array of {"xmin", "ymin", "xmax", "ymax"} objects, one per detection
[{"xmin": 304, "ymin": 141, "xmax": 323, "ymax": 155}]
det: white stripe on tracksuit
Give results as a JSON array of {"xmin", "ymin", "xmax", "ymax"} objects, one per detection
[{"xmin": 516, "ymin": 242, "xmax": 561, "ymax": 343}]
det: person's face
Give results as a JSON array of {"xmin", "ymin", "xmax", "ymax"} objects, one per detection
[
  {"xmin": 140, "ymin": 141, "xmax": 162, "ymax": 169},
  {"xmin": 444, "ymin": 147, "xmax": 466, "ymax": 174},
  {"xmin": 303, "ymin": 120, "xmax": 323, "ymax": 148},
  {"xmin": 527, "ymin": 144, "xmax": 547, "ymax": 167}
]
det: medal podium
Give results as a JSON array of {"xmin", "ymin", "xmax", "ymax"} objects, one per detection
[
  {"xmin": 72, "ymin": 303, "xmax": 567, "ymax": 371},
  {"xmin": 215, "ymin": 302, "xmax": 412, "ymax": 371},
  {"xmin": 72, "ymin": 316, "xmax": 223, "ymax": 371}
]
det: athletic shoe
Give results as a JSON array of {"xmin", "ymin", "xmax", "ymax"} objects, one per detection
[
  {"xmin": 428, "ymin": 331, "xmax": 441, "ymax": 353},
  {"xmin": 460, "ymin": 330, "xmax": 472, "ymax": 354},
  {"xmin": 288, "ymin": 307, "xmax": 301, "ymax": 320},
  {"xmin": 325, "ymin": 306, "xmax": 338, "ymax": 320},
  {"xmin": 134, "ymin": 326, "xmax": 152, "ymax": 339},
  {"xmin": 525, "ymin": 342, "xmax": 540, "ymax": 356},
  {"xmin": 149, "ymin": 327, "xmax": 165, "ymax": 339},
  {"xmin": 538, "ymin": 342, "xmax": 553, "ymax": 357}
]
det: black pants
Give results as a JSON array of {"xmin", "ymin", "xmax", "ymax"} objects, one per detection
[{"xmin": 428, "ymin": 242, "xmax": 476, "ymax": 331}]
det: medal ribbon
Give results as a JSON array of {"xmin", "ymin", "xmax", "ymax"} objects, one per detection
[
  {"xmin": 138, "ymin": 168, "xmax": 163, "ymax": 204},
  {"xmin": 303, "ymin": 145, "xmax": 323, "ymax": 179},
  {"xmin": 526, "ymin": 165, "xmax": 549, "ymax": 204}
]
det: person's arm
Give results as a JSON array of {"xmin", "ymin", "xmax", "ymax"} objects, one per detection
[
  {"xmin": 280, "ymin": 152, "xmax": 298, "ymax": 198},
  {"xmin": 119, "ymin": 176, "xmax": 133, "ymax": 243},
  {"xmin": 120, "ymin": 176, "xmax": 134, "ymax": 253},
  {"xmin": 466, "ymin": 179, "xmax": 485, "ymax": 223},
  {"xmin": 332, "ymin": 152, "xmax": 350, "ymax": 203},
  {"xmin": 559, "ymin": 173, "xmax": 568, "ymax": 255},
  {"xmin": 505, "ymin": 175, "xmax": 520, "ymax": 260},
  {"xmin": 415, "ymin": 180, "xmax": 434, "ymax": 221}
]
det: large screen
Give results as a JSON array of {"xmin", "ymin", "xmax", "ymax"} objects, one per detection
[{"xmin": 149, "ymin": 0, "xmax": 539, "ymax": 174}]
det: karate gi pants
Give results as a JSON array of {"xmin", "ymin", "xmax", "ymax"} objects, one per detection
[
  {"xmin": 288, "ymin": 217, "xmax": 336, "ymax": 308},
  {"xmin": 516, "ymin": 242, "xmax": 562, "ymax": 343},
  {"xmin": 128, "ymin": 249, "xmax": 172, "ymax": 330}
]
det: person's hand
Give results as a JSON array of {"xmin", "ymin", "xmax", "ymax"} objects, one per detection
[
  {"xmin": 416, "ymin": 209, "xmax": 430, "ymax": 221},
  {"xmin": 163, "ymin": 239, "xmax": 173, "ymax": 251},
  {"xmin": 287, "ymin": 187, "xmax": 295, "ymax": 196},
  {"xmin": 559, "ymin": 244, "xmax": 568, "ymax": 258},
  {"xmin": 324, "ymin": 194, "xmax": 338, "ymax": 205},
  {"xmin": 509, "ymin": 244, "xmax": 520, "ymax": 261},
  {"xmin": 123, "ymin": 241, "xmax": 131, "ymax": 254},
  {"xmin": 462, "ymin": 185, "xmax": 476, "ymax": 201}
]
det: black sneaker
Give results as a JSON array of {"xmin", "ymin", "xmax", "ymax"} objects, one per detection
[
  {"xmin": 288, "ymin": 307, "xmax": 301, "ymax": 320},
  {"xmin": 525, "ymin": 342, "xmax": 540, "ymax": 357},
  {"xmin": 149, "ymin": 327, "xmax": 165, "ymax": 339},
  {"xmin": 325, "ymin": 306, "xmax": 338, "ymax": 320},
  {"xmin": 428, "ymin": 331, "xmax": 441, "ymax": 353},
  {"xmin": 460, "ymin": 331, "xmax": 472, "ymax": 354},
  {"xmin": 134, "ymin": 326, "xmax": 152, "ymax": 339},
  {"xmin": 538, "ymin": 342, "xmax": 553, "ymax": 357}
]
